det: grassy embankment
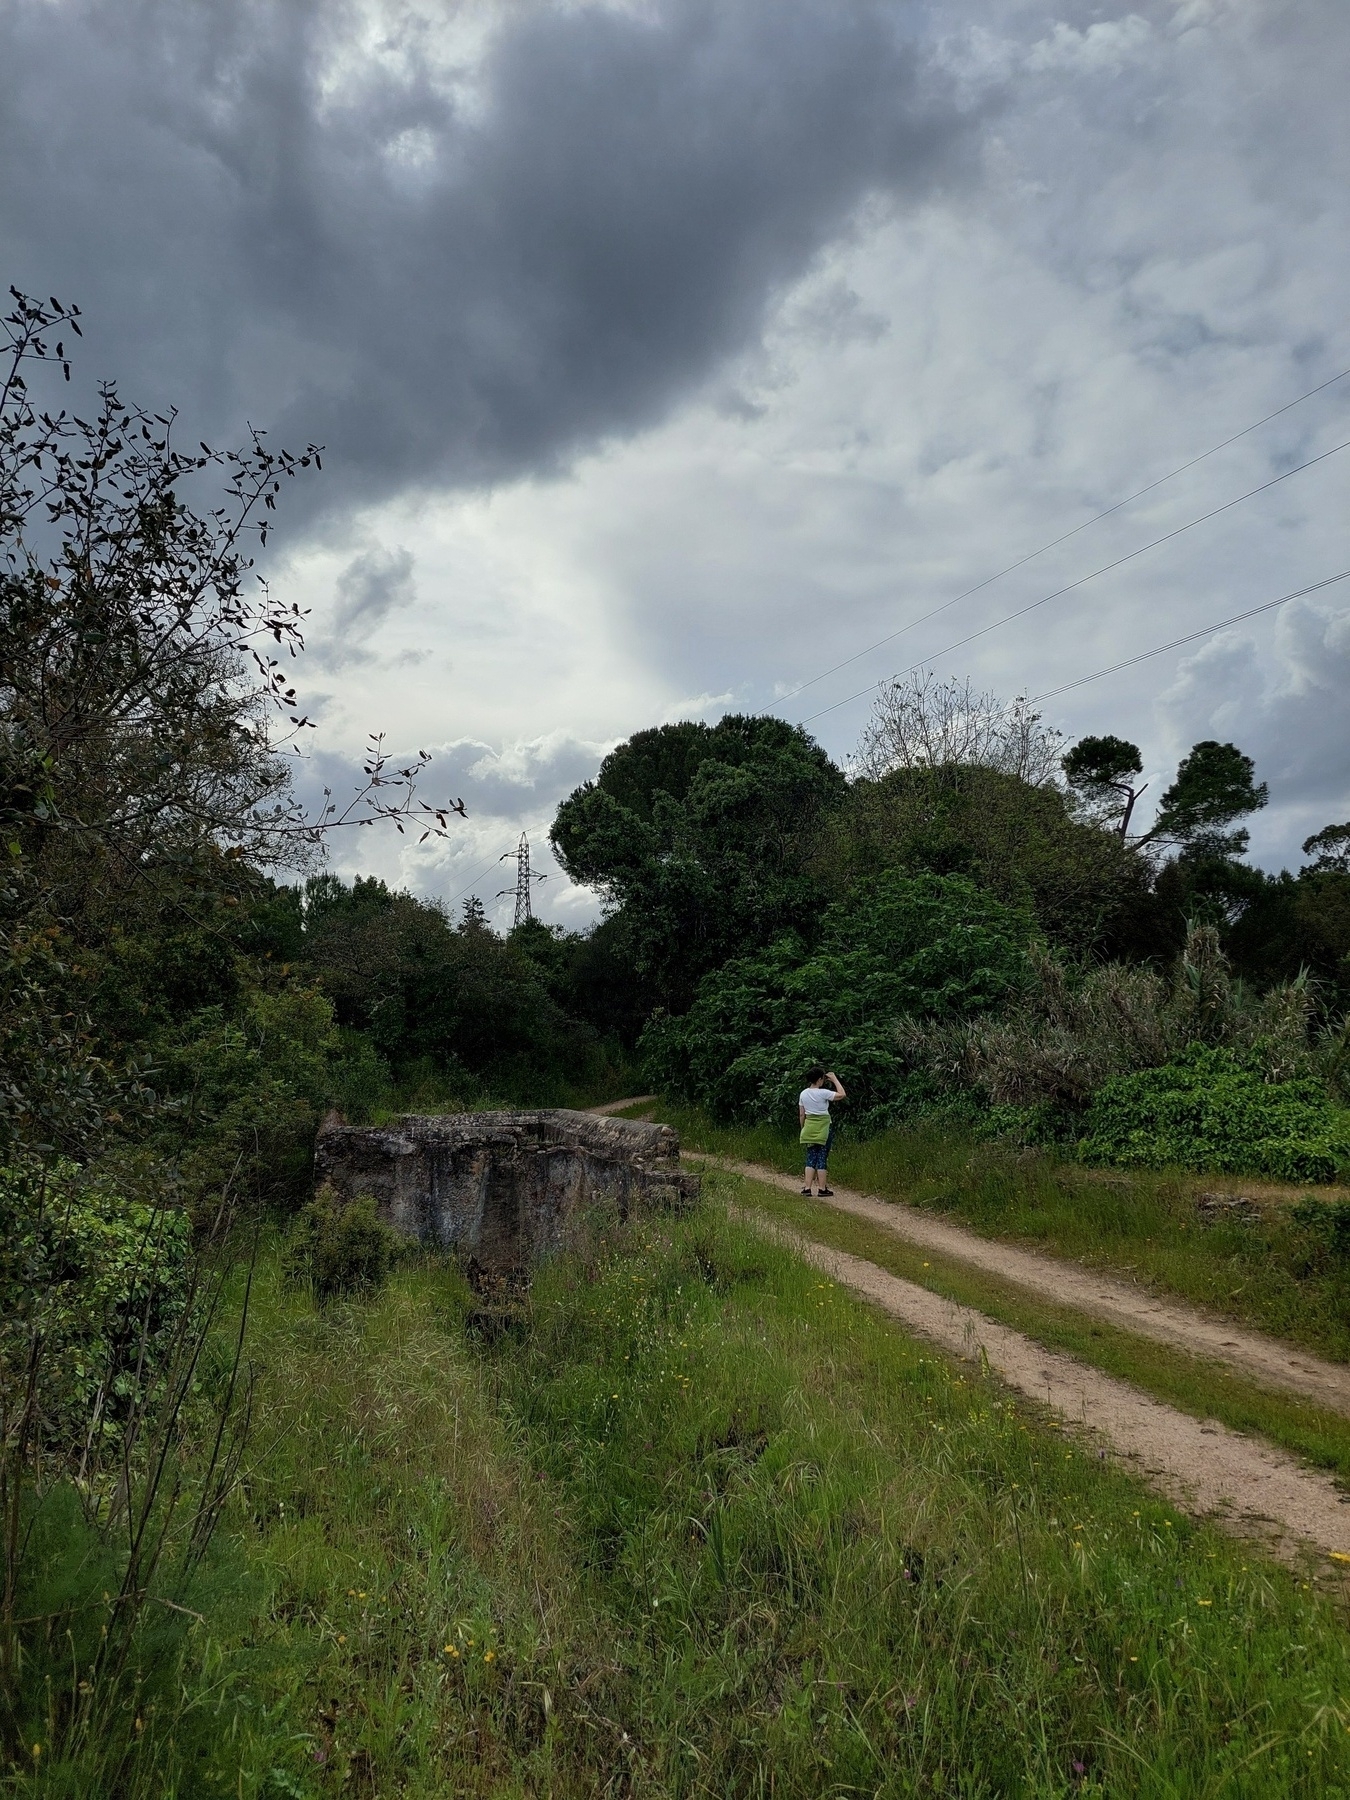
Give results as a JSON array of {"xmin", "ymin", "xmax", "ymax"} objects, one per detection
[{"xmin": 19, "ymin": 1188, "xmax": 1350, "ymax": 1798}]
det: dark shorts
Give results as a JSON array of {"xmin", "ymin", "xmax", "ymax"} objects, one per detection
[{"xmin": 805, "ymin": 1143, "xmax": 829, "ymax": 1171}]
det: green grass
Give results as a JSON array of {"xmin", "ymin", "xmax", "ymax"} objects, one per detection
[
  {"xmin": 719, "ymin": 1166, "xmax": 1350, "ymax": 1490},
  {"xmin": 638, "ymin": 1100, "xmax": 1350, "ymax": 1364},
  {"xmin": 21, "ymin": 1201, "xmax": 1350, "ymax": 1796}
]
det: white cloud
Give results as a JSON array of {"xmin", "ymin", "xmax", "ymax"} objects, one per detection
[{"xmin": 1025, "ymin": 15, "xmax": 1152, "ymax": 76}]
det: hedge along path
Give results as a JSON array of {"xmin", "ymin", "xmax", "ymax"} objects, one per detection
[
  {"xmin": 687, "ymin": 1152, "xmax": 1350, "ymax": 1419},
  {"xmin": 735, "ymin": 1207, "xmax": 1350, "ymax": 1563}
]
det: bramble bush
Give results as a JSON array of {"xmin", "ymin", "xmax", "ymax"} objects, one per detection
[{"xmin": 1078, "ymin": 1044, "xmax": 1350, "ymax": 1182}]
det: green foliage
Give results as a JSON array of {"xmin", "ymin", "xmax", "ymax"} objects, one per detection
[
  {"xmin": 1146, "ymin": 739, "xmax": 1269, "ymax": 859},
  {"xmin": 833, "ymin": 762, "xmax": 1152, "ymax": 960},
  {"xmin": 1221, "ymin": 862, "xmax": 1350, "ymax": 1008},
  {"xmin": 900, "ymin": 923, "xmax": 1317, "ymax": 1125},
  {"xmin": 1079, "ymin": 1044, "xmax": 1350, "ymax": 1182},
  {"xmin": 1303, "ymin": 820, "xmax": 1350, "ymax": 875},
  {"xmin": 283, "ymin": 1186, "xmax": 401, "ymax": 1301},
  {"xmin": 641, "ymin": 870, "xmax": 1030, "ymax": 1124},
  {"xmin": 0, "ymin": 1160, "xmax": 190, "ymax": 1457},
  {"xmin": 298, "ymin": 873, "xmax": 612, "ymax": 1103},
  {"xmin": 551, "ymin": 715, "xmax": 846, "ymax": 1004},
  {"xmin": 1062, "ymin": 732, "xmax": 1145, "ymax": 836},
  {"xmin": 149, "ymin": 985, "xmax": 338, "ymax": 1210}
]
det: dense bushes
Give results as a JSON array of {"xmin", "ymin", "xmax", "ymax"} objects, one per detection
[
  {"xmin": 641, "ymin": 871, "xmax": 1031, "ymax": 1126},
  {"xmin": 1079, "ymin": 1046, "xmax": 1350, "ymax": 1182},
  {"xmin": 0, "ymin": 1160, "xmax": 191, "ymax": 1461}
]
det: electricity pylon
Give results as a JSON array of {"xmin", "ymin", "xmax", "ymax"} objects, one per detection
[{"xmin": 498, "ymin": 831, "xmax": 545, "ymax": 928}]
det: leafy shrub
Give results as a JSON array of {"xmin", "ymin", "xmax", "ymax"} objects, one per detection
[
  {"xmin": 283, "ymin": 1185, "xmax": 402, "ymax": 1300},
  {"xmin": 0, "ymin": 1159, "xmax": 191, "ymax": 1459},
  {"xmin": 153, "ymin": 985, "xmax": 338, "ymax": 1210},
  {"xmin": 1078, "ymin": 1045, "xmax": 1350, "ymax": 1182}
]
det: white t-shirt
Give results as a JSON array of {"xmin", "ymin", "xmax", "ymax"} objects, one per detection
[{"xmin": 799, "ymin": 1086, "xmax": 833, "ymax": 1116}]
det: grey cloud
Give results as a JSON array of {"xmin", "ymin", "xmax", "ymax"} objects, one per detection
[
  {"xmin": 0, "ymin": 0, "xmax": 971, "ymax": 524},
  {"xmin": 284, "ymin": 730, "xmax": 610, "ymax": 925},
  {"xmin": 312, "ymin": 545, "xmax": 417, "ymax": 668}
]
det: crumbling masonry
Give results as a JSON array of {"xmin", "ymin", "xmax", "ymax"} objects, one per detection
[{"xmin": 314, "ymin": 1109, "xmax": 699, "ymax": 1275}]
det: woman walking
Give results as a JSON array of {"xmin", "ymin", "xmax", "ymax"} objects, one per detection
[{"xmin": 798, "ymin": 1066, "xmax": 846, "ymax": 1196}]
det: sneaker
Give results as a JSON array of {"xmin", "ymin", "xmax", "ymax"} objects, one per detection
[
  {"xmin": 818, "ymin": 1187, "xmax": 834, "ymax": 1197},
  {"xmin": 801, "ymin": 1186, "xmax": 813, "ymax": 1195}
]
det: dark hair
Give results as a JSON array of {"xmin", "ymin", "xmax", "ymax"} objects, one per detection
[{"xmin": 805, "ymin": 1065, "xmax": 826, "ymax": 1085}]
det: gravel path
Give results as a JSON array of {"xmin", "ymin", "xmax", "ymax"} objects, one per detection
[
  {"xmin": 694, "ymin": 1153, "xmax": 1350, "ymax": 1418},
  {"xmin": 741, "ymin": 1211, "xmax": 1350, "ymax": 1561}
]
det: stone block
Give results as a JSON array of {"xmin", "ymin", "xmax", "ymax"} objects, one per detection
[{"xmin": 313, "ymin": 1108, "xmax": 700, "ymax": 1275}]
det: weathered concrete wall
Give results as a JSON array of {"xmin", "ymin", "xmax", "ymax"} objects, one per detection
[{"xmin": 314, "ymin": 1109, "xmax": 699, "ymax": 1274}]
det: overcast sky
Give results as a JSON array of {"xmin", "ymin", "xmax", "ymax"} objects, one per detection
[{"xmin": 4, "ymin": 0, "xmax": 1346, "ymax": 926}]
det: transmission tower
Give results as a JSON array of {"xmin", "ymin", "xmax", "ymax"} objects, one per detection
[{"xmin": 498, "ymin": 831, "xmax": 545, "ymax": 928}]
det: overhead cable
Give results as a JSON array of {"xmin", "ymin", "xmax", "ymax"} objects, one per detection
[
  {"xmin": 776, "ymin": 363, "xmax": 1350, "ymax": 709},
  {"xmin": 797, "ymin": 432, "xmax": 1350, "ymax": 725},
  {"xmin": 1027, "ymin": 568, "xmax": 1350, "ymax": 703}
]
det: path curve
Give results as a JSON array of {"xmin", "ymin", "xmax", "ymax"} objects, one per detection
[
  {"xmin": 695, "ymin": 1153, "xmax": 1350, "ymax": 1418},
  {"xmin": 744, "ymin": 1214, "xmax": 1350, "ymax": 1561}
]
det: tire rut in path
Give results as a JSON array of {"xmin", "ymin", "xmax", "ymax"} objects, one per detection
[
  {"xmin": 739, "ymin": 1210, "xmax": 1350, "ymax": 1562},
  {"xmin": 693, "ymin": 1153, "xmax": 1350, "ymax": 1420}
]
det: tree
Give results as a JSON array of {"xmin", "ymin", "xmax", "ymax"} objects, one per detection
[
  {"xmin": 833, "ymin": 762, "xmax": 1152, "ymax": 961},
  {"xmin": 1303, "ymin": 821, "xmax": 1350, "ymax": 875},
  {"xmin": 639, "ymin": 870, "xmax": 1032, "ymax": 1125},
  {"xmin": 1142, "ymin": 740, "xmax": 1268, "ymax": 859},
  {"xmin": 0, "ymin": 288, "xmax": 464, "ymax": 1155},
  {"xmin": 1062, "ymin": 735, "xmax": 1147, "ymax": 838},
  {"xmin": 551, "ymin": 715, "xmax": 846, "ymax": 1007},
  {"xmin": 854, "ymin": 670, "xmax": 1064, "ymax": 786}
]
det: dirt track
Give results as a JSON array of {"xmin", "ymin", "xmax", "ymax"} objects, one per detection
[
  {"xmin": 742, "ymin": 1214, "xmax": 1350, "ymax": 1560},
  {"xmin": 693, "ymin": 1153, "xmax": 1350, "ymax": 1419},
  {"xmin": 587, "ymin": 1108, "xmax": 1350, "ymax": 1555}
]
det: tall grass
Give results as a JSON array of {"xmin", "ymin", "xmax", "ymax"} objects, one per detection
[
  {"xmin": 22, "ymin": 1198, "xmax": 1350, "ymax": 1795},
  {"xmin": 647, "ymin": 1101, "xmax": 1350, "ymax": 1361}
]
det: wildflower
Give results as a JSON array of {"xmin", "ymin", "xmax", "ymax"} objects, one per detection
[
  {"xmin": 337, "ymin": 1634, "xmax": 347, "ymax": 1644},
  {"xmin": 1331, "ymin": 1552, "xmax": 1350, "ymax": 1566},
  {"xmin": 484, "ymin": 1650, "xmax": 496, "ymax": 1663},
  {"xmin": 1197, "ymin": 1599, "xmax": 1212, "ymax": 1607}
]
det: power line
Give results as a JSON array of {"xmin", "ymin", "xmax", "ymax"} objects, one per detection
[
  {"xmin": 1027, "ymin": 568, "xmax": 1350, "ymax": 704},
  {"xmin": 798, "ymin": 431, "xmax": 1350, "ymax": 726},
  {"xmin": 776, "ymin": 363, "xmax": 1350, "ymax": 710}
]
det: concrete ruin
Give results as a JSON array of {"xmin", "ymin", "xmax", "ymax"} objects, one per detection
[{"xmin": 314, "ymin": 1109, "xmax": 699, "ymax": 1275}]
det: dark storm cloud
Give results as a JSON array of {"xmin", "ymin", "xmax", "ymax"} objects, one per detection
[{"xmin": 0, "ymin": 0, "xmax": 969, "ymax": 520}]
